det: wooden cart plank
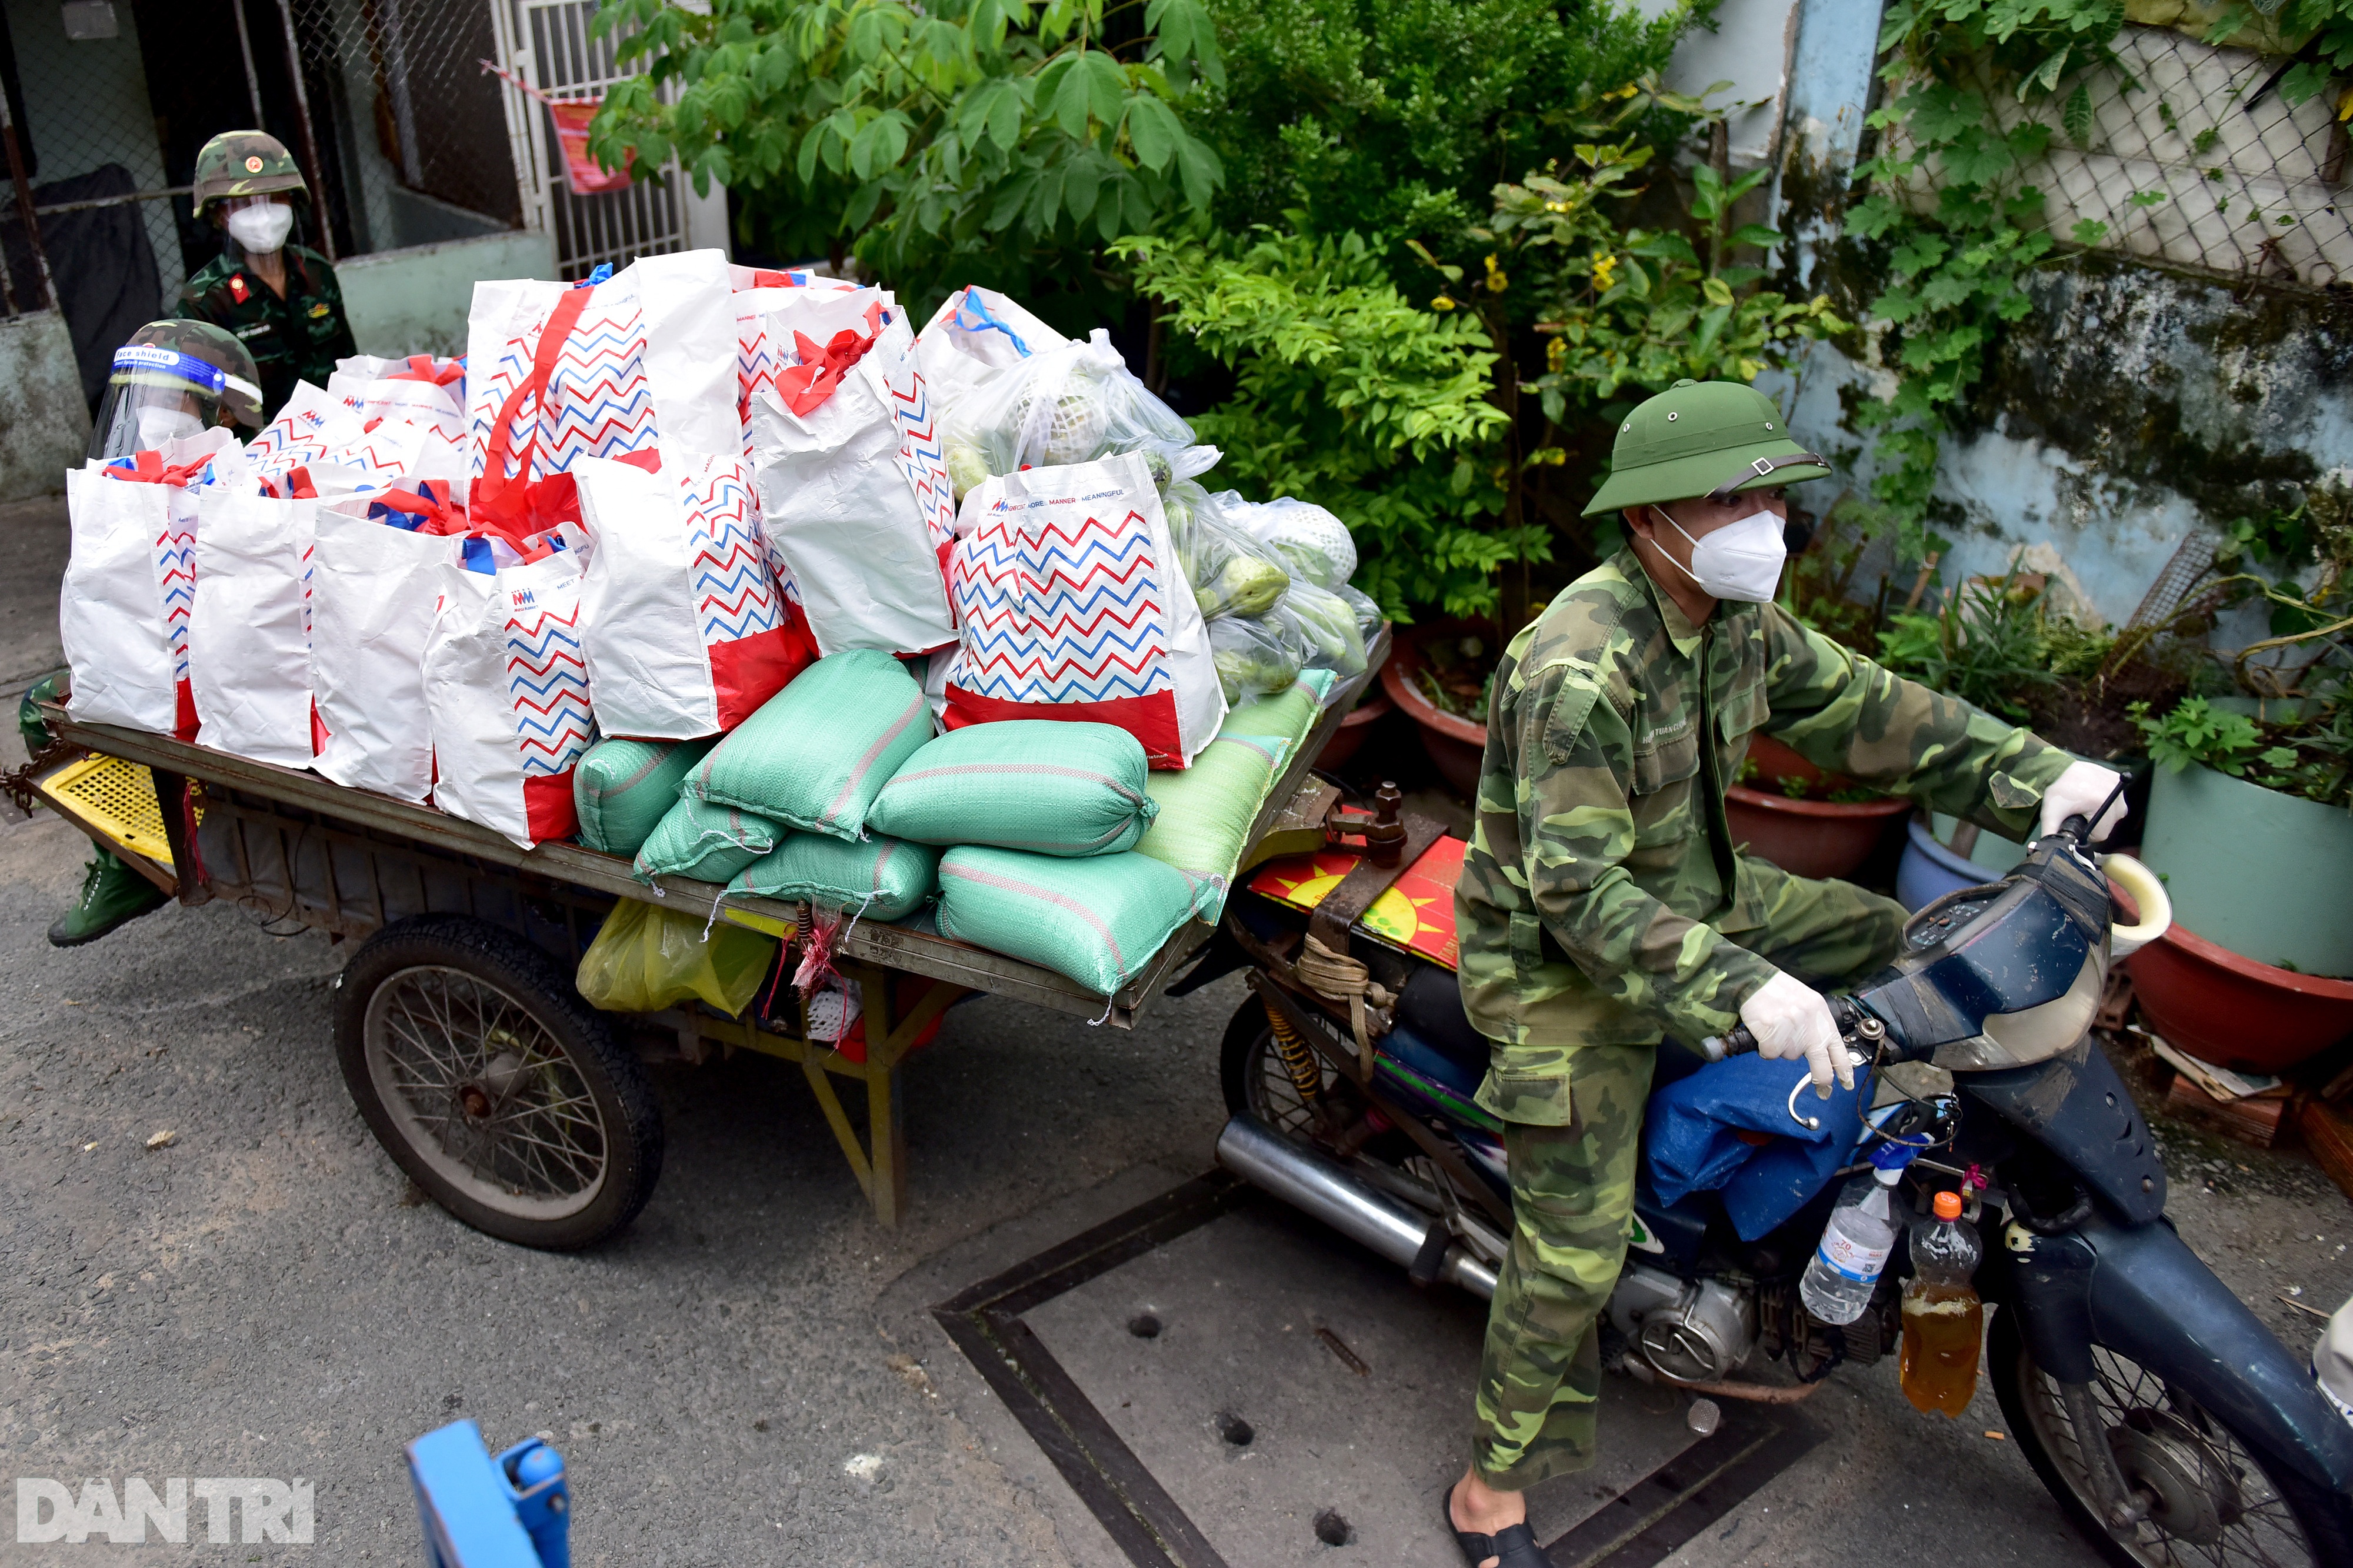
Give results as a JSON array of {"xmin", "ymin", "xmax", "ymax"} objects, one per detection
[{"xmin": 42, "ymin": 628, "xmax": 1386, "ymax": 1030}]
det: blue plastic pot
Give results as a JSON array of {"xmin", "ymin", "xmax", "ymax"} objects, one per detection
[{"xmin": 1895, "ymin": 816, "xmax": 2004, "ymax": 912}]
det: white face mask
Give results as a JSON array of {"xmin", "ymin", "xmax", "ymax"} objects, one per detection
[
  {"xmin": 136, "ymin": 405, "xmax": 204, "ymax": 449},
  {"xmin": 226, "ymin": 202, "xmax": 293, "ymax": 255},
  {"xmin": 1662, "ymin": 507, "xmax": 1788, "ymax": 603}
]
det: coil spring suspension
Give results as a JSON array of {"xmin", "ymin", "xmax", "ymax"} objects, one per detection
[{"xmin": 1264, "ymin": 995, "xmax": 1324, "ymax": 1103}]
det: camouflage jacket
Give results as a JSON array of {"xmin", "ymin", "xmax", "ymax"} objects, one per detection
[
  {"xmin": 1455, "ymin": 548, "xmax": 2071, "ymax": 1123},
  {"xmin": 179, "ymin": 245, "xmax": 355, "ymax": 422}
]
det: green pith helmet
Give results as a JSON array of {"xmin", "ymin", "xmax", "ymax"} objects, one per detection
[
  {"xmin": 192, "ymin": 130, "xmax": 308, "ymax": 221},
  {"xmin": 88, "ymin": 319, "xmax": 266, "ymax": 459},
  {"xmin": 1582, "ymin": 379, "xmax": 1831, "ymax": 517}
]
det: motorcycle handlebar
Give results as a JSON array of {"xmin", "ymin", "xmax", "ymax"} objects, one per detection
[{"xmin": 1699, "ymin": 997, "xmax": 1876, "ymax": 1064}]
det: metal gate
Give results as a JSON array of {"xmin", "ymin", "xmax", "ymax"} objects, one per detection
[{"xmin": 487, "ymin": 0, "xmax": 728, "ymax": 278}]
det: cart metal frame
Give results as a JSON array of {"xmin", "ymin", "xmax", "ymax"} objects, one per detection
[{"xmin": 35, "ymin": 642, "xmax": 1379, "ymax": 1229}]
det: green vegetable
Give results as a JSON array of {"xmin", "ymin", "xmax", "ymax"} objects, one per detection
[
  {"xmin": 1209, "ymin": 613, "xmax": 1301, "ymax": 705},
  {"xmin": 1282, "ymin": 582, "xmax": 1368, "ymax": 680}
]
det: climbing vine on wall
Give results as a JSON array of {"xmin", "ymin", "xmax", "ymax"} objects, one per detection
[{"xmin": 1845, "ymin": 0, "xmax": 2353, "ymax": 545}]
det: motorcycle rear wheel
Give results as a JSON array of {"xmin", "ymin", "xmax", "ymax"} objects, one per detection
[
  {"xmin": 1219, "ymin": 993, "xmax": 1342, "ymax": 1134},
  {"xmin": 1989, "ymin": 1309, "xmax": 2353, "ymax": 1567}
]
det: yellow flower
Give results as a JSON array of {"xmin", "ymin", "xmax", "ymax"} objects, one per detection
[
  {"xmin": 1544, "ymin": 199, "xmax": 1569, "ymax": 213},
  {"xmin": 1431, "ymin": 294, "xmax": 1457, "ymax": 312},
  {"xmin": 1592, "ymin": 253, "xmax": 1619, "ymax": 289},
  {"xmin": 1484, "ymin": 254, "xmax": 1509, "ymax": 293},
  {"xmin": 1546, "ymin": 336, "xmax": 1568, "ymax": 371}
]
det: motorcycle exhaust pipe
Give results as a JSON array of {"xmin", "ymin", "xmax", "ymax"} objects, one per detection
[{"xmin": 1216, "ymin": 1114, "xmax": 1498, "ymax": 1300}]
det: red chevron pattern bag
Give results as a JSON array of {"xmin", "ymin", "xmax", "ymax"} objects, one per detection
[
  {"xmin": 574, "ymin": 448, "xmax": 815, "ymax": 740},
  {"xmin": 422, "ymin": 548, "xmax": 594, "ymax": 849},
  {"xmin": 464, "ymin": 251, "xmax": 737, "ymax": 531},
  {"xmin": 943, "ymin": 451, "xmax": 1225, "ymax": 768}
]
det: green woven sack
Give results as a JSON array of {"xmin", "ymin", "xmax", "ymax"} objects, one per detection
[
  {"xmin": 633, "ymin": 797, "xmax": 785, "ymax": 885},
  {"xmin": 729, "ymin": 832, "xmax": 941, "ymax": 921},
  {"xmin": 573, "ymin": 736, "xmax": 716, "ymax": 856},
  {"xmin": 936, "ymin": 846, "xmax": 1216, "ymax": 995},
  {"xmin": 865, "ymin": 720, "xmax": 1158, "ymax": 856},
  {"xmin": 682, "ymin": 649, "xmax": 932, "ymax": 841},
  {"xmin": 1134, "ymin": 732, "xmax": 1292, "ymax": 917}
]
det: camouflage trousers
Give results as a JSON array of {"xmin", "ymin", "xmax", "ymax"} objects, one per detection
[{"xmin": 1468, "ymin": 862, "xmax": 1907, "ymax": 1489}]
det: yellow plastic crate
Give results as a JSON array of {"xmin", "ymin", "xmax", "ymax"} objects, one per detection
[{"xmin": 38, "ymin": 754, "xmax": 179, "ymax": 868}]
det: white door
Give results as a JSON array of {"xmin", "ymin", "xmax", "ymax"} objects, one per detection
[{"xmin": 488, "ymin": 0, "xmax": 730, "ymax": 278}]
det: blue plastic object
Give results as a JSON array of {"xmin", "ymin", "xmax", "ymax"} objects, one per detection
[
  {"xmin": 407, "ymin": 1419, "xmax": 571, "ymax": 1568},
  {"xmin": 1641, "ymin": 1053, "xmax": 1876, "ymax": 1240},
  {"xmin": 1895, "ymin": 816, "xmax": 1997, "ymax": 912}
]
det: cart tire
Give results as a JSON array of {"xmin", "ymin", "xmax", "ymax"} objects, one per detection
[{"xmin": 332, "ymin": 914, "xmax": 662, "ymax": 1250}]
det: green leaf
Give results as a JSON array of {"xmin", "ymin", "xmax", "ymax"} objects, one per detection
[
  {"xmin": 2070, "ymin": 218, "xmax": 2109, "ymax": 246},
  {"xmin": 1081, "ymin": 51, "xmax": 1125, "ymax": 131},
  {"xmin": 2062, "ymin": 84, "xmax": 2094, "ymax": 146},
  {"xmin": 1701, "ymin": 275, "xmax": 1734, "ymax": 307},
  {"xmin": 1125, "ymin": 94, "xmax": 1179, "ymax": 171},
  {"xmin": 1049, "ymin": 56, "xmax": 1091, "ymax": 138},
  {"xmin": 1064, "ymin": 154, "xmax": 1102, "ymax": 223},
  {"xmin": 1728, "ymin": 223, "xmax": 1783, "ymax": 249},
  {"xmin": 1174, "ymin": 135, "xmax": 1219, "ymax": 209}
]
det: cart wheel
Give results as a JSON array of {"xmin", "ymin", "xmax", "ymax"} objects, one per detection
[{"xmin": 332, "ymin": 914, "xmax": 662, "ymax": 1250}]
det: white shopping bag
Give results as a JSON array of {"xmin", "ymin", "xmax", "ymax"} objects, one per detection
[
  {"xmin": 328, "ymin": 353, "xmax": 466, "ymax": 447},
  {"xmin": 914, "ymin": 285, "xmax": 1069, "ymax": 419},
  {"xmin": 734, "ymin": 271, "xmax": 863, "ymax": 454},
  {"xmin": 247, "ymin": 381, "xmax": 364, "ymax": 482},
  {"xmin": 59, "ymin": 468, "xmax": 184, "ymax": 735},
  {"xmin": 574, "ymin": 446, "xmax": 815, "ymax": 739},
  {"xmin": 748, "ymin": 328, "xmax": 956, "ymax": 658},
  {"xmin": 189, "ymin": 490, "xmax": 316, "ymax": 768},
  {"xmin": 61, "ymin": 428, "xmax": 249, "ymax": 738},
  {"xmin": 424, "ymin": 549, "xmax": 594, "ymax": 849},
  {"xmin": 946, "ymin": 451, "xmax": 1225, "ymax": 768},
  {"xmin": 464, "ymin": 251, "xmax": 738, "ymax": 494},
  {"xmin": 309, "ymin": 509, "xmax": 452, "ymax": 801}
]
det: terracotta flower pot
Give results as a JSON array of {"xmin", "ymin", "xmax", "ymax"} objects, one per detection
[
  {"xmin": 1380, "ymin": 630, "xmax": 1487, "ymax": 798},
  {"xmin": 1724, "ymin": 733, "xmax": 1911, "ymax": 881},
  {"xmin": 2128, "ymin": 921, "xmax": 2353, "ymax": 1076},
  {"xmin": 1314, "ymin": 691, "xmax": 1394, "ymax": 770}
]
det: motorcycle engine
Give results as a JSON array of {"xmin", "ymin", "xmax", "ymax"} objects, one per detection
[{"xmin": 1607, "ymin": 1263, "xmax": 1758, "ymax": 1383}]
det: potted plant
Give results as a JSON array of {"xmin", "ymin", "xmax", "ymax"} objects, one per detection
[
  {"xmin": 1724, "ymin": 734, "xmax": 1915, "ymax": 881},
  {"xmin": 2124, "ymin": 690, "xmax": 2353, "ymax": 1073},
  {"xmin": 1381, "ymin": 622, "xmax": 1495, "ymax": 796}
]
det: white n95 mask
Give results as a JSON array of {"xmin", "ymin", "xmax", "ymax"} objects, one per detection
[
  {"xmin": 1664, "ymin": 508, "xmax": 1788, "ymax": 603},
  {"xmin": 226, "ymin": 203, "xmax": 294, "ymax": 255}
]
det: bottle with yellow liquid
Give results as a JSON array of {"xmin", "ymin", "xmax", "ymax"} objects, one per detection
[{"xmin": 1900, "ymin": 1190, "xmax": 1984, "ymax": 1416}]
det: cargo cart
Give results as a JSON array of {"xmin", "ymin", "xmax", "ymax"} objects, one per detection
[{"xmin": 19, "ymin": 637, "xmax": 1383, "ymax": 1246}]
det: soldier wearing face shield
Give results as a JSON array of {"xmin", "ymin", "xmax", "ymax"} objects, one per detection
[
  {"xmin": 23, "ymin": 319, "xmax": 266, "ymax": 946},
  {"xmin": 177, "ymin": 131, "xmax": 355, "ymax": 420},
  {"xmin": 1441, "ymin": 379, "xmax": 2128, "ymax": 1568}
]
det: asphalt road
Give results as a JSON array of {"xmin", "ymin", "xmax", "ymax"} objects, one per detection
[{"xmin": 5, "ymin": 490, "xmax": 2350, "ymax": 1567}]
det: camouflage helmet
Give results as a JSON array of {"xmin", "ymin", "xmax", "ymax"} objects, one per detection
[
  {"xmin": 192, "ymin": 131, "xmax": 308, "ymax": 220},
  {"xmin": 1582, "ymin": 379, "xmax": 1830, "ymax": 516},
  {"xmin": 112, "ymin": 319, "xmax": 265, "ymax": 427}
]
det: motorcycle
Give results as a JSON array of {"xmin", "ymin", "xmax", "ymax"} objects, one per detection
[{"xmin": 1175, "ymin": 788, "xmax": 2353, "ymax": 1566}]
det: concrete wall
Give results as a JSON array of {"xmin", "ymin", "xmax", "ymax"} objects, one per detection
[
  {"xmin": 1644, "ymin": 0, "xmax": 1803, "ymax": 170},
  {"xmin": 2, "ymin": 0, "xmax": 181, "ymax": 302},
  {"xmin": 0, "ymin": 311, "xmax": 94, "ymax": 499},
  {"xmin": 1739, "ymin": 0, "xmax": 2353, "ymax": 629},
  {"xmin": 338, "ymin": 228, "xmax": 558, "ymax": 357}
]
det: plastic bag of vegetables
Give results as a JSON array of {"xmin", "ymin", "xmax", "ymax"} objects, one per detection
[
  {"xmin": 1209, "ymin": 611, "xmax": 1302, "ymax": 706},
  {"xmin": 945, "ymin": 331, "xmax": 1192, "ymax": 492},
  {"xmin": 1219, "ymin": 495, "xmax": 1358, "ymax": 592},
  {"xmin": 1281, "ymin": 581, "xmax": 1369, "ymax": 685},
  {"xmin": 1171, "ymin": 491, "xmax": 1291, "ymax": 621}
]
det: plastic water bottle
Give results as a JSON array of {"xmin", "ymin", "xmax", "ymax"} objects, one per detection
[
  {"xmin": 1900, "ymin": 1190, "xmax": 1985, "ymax": 1416},
  {"xmin": 1799, "ymin": 1143, "xmax": 1913, "ymax": 1326}
]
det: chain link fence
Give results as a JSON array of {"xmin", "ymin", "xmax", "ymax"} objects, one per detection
[{"xmin": 1891, "ymin": 22, "xmax": 2351, "ymax": 287}]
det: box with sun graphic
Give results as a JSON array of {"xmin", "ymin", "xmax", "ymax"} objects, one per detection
[{"xmin": 1244, "ymin": 834, "xmax": 1467, "ymax": 969}]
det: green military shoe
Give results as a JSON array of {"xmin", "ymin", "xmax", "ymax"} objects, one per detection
[{"xmin": 49, "ymin": 851, "xmax": 167, "ymax": 948}]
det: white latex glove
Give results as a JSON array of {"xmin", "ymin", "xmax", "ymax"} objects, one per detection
[
  {"xmin": 1741, "ymin": 970, "xmax": 1851, "ymax": 1097},
  {"xmin": 2036, "ymin": 759, "xmax": 2128, "ymax": 843}
]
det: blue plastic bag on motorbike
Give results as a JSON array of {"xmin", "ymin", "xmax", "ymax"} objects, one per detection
[{"xmin": 1642, "ymin": 1055, "xmax": 1875, "ymax": 1240}]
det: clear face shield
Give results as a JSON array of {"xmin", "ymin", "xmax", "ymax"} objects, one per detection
[{"xmin": 88, "ymin": 345, "xmax": 261, "ymax": 463}]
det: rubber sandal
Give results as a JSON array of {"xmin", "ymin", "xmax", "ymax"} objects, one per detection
[{"xmin": 1444, "ymin": 1482, "xmax": 1549, "ymax": 1568}]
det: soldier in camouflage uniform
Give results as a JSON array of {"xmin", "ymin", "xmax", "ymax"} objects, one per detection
[
  {"xmin": 1442, "ymin": 379, "xmax": 2125, "ymax": 1568},
  {"xmin": 178, "ymin": 131, "xmax": 355, "ymax": 421}
]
